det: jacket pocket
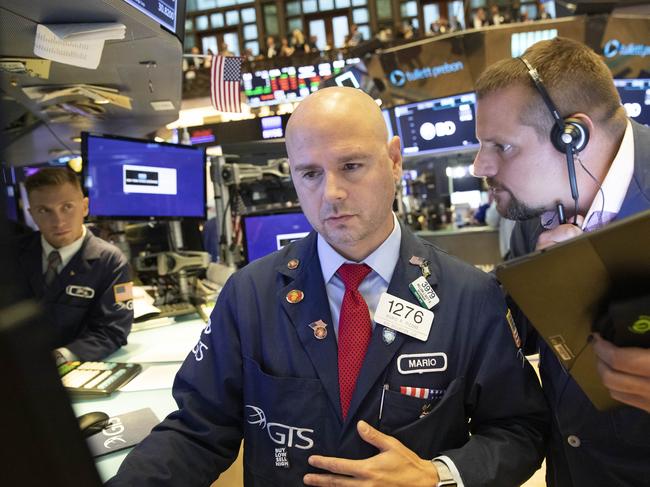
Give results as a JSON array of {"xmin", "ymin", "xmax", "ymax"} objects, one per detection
[
  {"xmin": 242, "ymin": 356, "xmax": 334, "ymax": 483},
  {"xmin": 611, "ymin": 406, "xmax": 650, "ymax": 448},
  {"xmin": 379, "ymin": 377, "xmax": 469, "ymax": 458}
]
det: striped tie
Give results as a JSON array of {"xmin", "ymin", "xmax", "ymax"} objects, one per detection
[{"xmin": 44, "ymin": 250, "xmax": 61, "ymax": 287}]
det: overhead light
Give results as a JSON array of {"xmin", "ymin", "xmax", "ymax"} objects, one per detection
[
  {"xmin": 94, "ymin": 98, "xmax": 110, "ymax": 104},
  {"xmin": 151, "ymin": 100, "xmax": 175, "ymax": 111},
  {"xmin": 68, "ymin": 157, "xmax": 83, "ymax": 173},
  {"xmin": 70, "ymin": 136, "xmax": 82, "ymax": 143},
  {"xmin": 154, "ymin": 136, "xmax": 165, "ymax": 142}
]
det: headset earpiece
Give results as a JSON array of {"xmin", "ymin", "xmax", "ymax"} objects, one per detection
[
  {"xmin": 518, "ymin": 56, "xmax": 585, "ymax": 216},
  {"xmin": 550, "ymin": 117, "xmax": 590, "ymax": 154}
]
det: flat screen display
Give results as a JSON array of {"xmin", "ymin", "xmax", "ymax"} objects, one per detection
[
  {"xmin": 242, "ymin": 211, "xmax": 312, "ymax": 263},
  {"xmin": 122, "ymin": 0, "xmax": 177, "ymax": 33},
  {"xmin": 394, "ymin": 92, "xmax": 479, "ymax": 156},
  {"xmin": 261, "ymin": 116, "xmax": 283, "ymax": 139},
  {"xmin": 83, "ymin": 133, "xmax": 206, "ymax": 219},
  {"xmin": 615, "ymin": 78, "xmax": 650, "ymax": 127},
  {"xmin": 3, "ymin": 184, "xmax": 18, "ymax": 222},
  {"xmin": 242, "ymin": 58, "xmax": 360, "ymax": 107}
]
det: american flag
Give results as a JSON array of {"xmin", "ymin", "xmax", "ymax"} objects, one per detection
[{"xmin": 211, "ymin": 55, "xmax": 243, "ymax": 113}]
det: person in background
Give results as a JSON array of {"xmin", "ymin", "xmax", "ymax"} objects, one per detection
[
  {"xmin": 538, "ymin": 3, "xmax": 553, "ymax": 20},
  {"xmin": 489, "ymin": 4, "xmax": 505, "ymax": 25},
  {"xmin": 107, "ymin": 87, "xmax": 548, "ymax": 487},
  {"xmin": 279, "ymin": 37, "xmax": 294, "ymax": 57},
  {"xmin": 265, "ymin": 36, "xmax": 277, "ymax": 59},
  {"xmin": 307, "ymin": 35, "xmax": 319, "ymax": 54},
  {"xmin": 473, "ymin": 36, "xmax": 650, "ymax": 486},
  {"xmin": 347, "ymin": 23, "xmax": 364, "ymax": 47},
  {"xmin": 219, "ymin": 41, "xmax": 234, "ymax": 57},
  {"xmin": 428, "ymin": 17, "xmax": 450, "ymax": 36},
  {"xmin": 472, "ymin": 7, "xmax": 488, "ymax": 28},
  {"xmin": 203, "ymin": 48, "xmax": 214, "ymax": 69},
  {"xmin": 290, "ymin": 29, "xmax": 309, "ymax": 53},
  {"xmin": 190, "ymin": 45, "xmax": 202, "ymax": 69},
  {"xmin": 17, "ymin": 167, "xmax": 133, "ymax": 363}
]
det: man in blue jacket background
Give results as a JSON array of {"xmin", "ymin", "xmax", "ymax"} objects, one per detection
[
  {"xmin": 473, "ymin": 37, "xmax": 650, "ymax": 486},
  {"xmin": 18, "ymin": 167, "xmax": 133, "ymax": 362},
  {"xmin": 109, "ymin": 87, "xmax": 548, "ymax": 487}
]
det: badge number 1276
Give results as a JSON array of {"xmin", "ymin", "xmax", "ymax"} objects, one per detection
[{"xmin": 374, "ymin": 293, "xmax": 434, "ymax": 342}]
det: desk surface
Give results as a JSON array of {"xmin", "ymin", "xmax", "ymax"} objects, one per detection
[{"xmin": 72, "ymin": 318, "xmax": 205, "ymax": 482}]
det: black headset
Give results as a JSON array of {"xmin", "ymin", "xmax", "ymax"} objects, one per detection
[{"xmin": 518, "ymin": 56, "xmax": 589, "ymax": 211}]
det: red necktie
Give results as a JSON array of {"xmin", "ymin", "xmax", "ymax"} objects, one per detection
[{"xmin": 337, "ymin": 263, "xmax": 373, "ymax": 419}]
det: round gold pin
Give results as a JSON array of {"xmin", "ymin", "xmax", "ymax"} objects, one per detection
[
  {"xmin": 309, "ymin": 320, "xmax": 328, "ymax": 339},
  {"xmin": 287, "ymin": 259, "xmax": 300, "ymax": 270},
  {"xmin": 286, "ymin": 289, "xmax": 304, "ymax": 304},
  {"xmin": 314, "ymin": 325, "xmax": 327, "ymax": 339}
]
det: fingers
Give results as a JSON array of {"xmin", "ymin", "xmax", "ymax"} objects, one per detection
[
  {"xmin": 308, "ymin": 456, "xmax": 364, "ymax": 477},
  {"xmin": 593, "ymin": 335, "xmax": 650, "ymax": 412},
  {"xmin": 593, "ymin": 334, "xmax": 650, "ymax": 376},
  {"xmin": 303, "ymin": 472, "xmax": 356, "ymax": 486},
  {"xmin": 535, "ymin": 222, "xmax": 584, "ymax": 251},
  {"xmin": 356, "ymin": 421, "xmax": 400, "ymax": 452}
]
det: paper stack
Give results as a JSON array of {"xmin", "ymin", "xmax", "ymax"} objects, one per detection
[
  {"xmin": 34, "ymin": 22, "xmax": 126, "ymax": 70},
  {"xmin": 23, "ymin": 84, "xmax": 132, "ymax": 110}
]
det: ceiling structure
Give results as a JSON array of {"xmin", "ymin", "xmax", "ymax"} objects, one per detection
[{"xmin": 0, "ymin": 0, "xmax": 183, "ymax": 166}]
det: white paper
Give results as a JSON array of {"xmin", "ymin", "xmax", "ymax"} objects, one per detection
[
  {"xmin": 34, "ymin": 24, "xmax": 105, "ymax": 69},
  {"xmin": 46, "ymin": 23, "xmax": 126, "ymax": 42},
  {"xmin": 119, "ymin": 364, "xmax": 181, "ymax": 392}
]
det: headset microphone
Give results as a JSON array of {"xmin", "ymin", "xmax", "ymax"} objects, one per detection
[{"xmin": 518, "ymin": 57, "xmax": 590, "ymax": 223}]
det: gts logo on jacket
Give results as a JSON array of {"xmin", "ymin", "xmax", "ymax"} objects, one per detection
[{"xmin": 245, "ymin": 405, "xmax": 315, "ymax": 450}]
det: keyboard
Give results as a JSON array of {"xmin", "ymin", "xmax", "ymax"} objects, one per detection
[
  {"xmin": 157, "ymin": 301, "xmax": 198, "ymax": 318},
  {"xmin": 58, "ymin": 361, "xmax": 142, "ymax": 396}
]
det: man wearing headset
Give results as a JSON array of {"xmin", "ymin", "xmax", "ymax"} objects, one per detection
[{"xmin": 472, "ymin": 37, "xmax": 650, "ymax": 486}]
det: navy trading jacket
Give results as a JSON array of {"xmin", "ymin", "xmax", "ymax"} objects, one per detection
[
  {"xmin": 509, "ymin": 120, "xmax": 650, "ymax": 487},
  {"xmin": 17, "ymin": 230, "xmax": 133, "ymax": 360},
  {"xmin": 109, "ymin": 224, "xmax": 548, "ymax": 487}
]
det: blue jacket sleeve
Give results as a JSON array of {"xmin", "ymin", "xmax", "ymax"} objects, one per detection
[
  {"xmin": 67, "ymin": 249, "xmax": 133, "ymax": 361},
  {"xmin": 442, "ymin": 277, "xmax": 549, "ymax": 486},
  {"xmin": 106, "ymin": 277, "xmax": 244, "ymax": 486}
]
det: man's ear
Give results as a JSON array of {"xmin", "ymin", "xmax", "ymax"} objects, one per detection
[
  {"xmin": 82, "ymin": 197, "xmax": 89, "ymax": 218},
  {"xmin": 388, "ymin": 135, "xmax": 403, "ymax": 181}
]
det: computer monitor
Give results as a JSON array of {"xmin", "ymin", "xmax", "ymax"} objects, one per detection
[
  {"xmin": 242, "ymin": 210, "xmax": 313, "ymax": 263},
  {"xmin": 0, "ymin": 302, "xmax": 102, "ymax": 486},
  {"xmin": 614, "ymin": 78, "xmax": 650, "ymax": 127},
  {"xmin": 82, "ymin": 132, "xmax": 206, "ymax": 219},
  {"xmin": 393, "ymin": 92, "xmax": 479, "ymax": 156},
  {"xmin": 3, "ymin": 183, "xmax": 18, "ymax": 222},
  {"xmin": 261, "ymin": 115, "xmax": 284, "ymax": 139}
]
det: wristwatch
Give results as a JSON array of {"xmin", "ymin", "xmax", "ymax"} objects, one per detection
[{"xmin": 432, "ymin": 459, "xmax": 457, "ymax": 487}]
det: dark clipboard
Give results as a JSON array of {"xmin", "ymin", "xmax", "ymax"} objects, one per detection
[{"xmin": 496, "ymin": 209, "xmax": 650, "ymax": 411}]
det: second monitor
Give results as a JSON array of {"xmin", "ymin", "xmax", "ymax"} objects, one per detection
[
  {"xmin": 242, "ymin": 210, "xmax": 313, "ymax": 263},
  {"xmin": 82, "ymin": 132, "xmax": 206, "ymax": 220}
]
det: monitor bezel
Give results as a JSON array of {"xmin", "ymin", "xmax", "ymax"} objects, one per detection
[
  {"xmin": 614, "ymin": 77, "xmax": 650, "ymax": 127},
  {"xmin": 82, "ymin": 131, "xmax": 207, "ymax": 221}
]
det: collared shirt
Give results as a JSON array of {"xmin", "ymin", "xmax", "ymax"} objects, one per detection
[
  {"xmin": 42, "ymin": 225, "xmax": 87, "ymax": 363},
  {"xmin": 318, "ymin": 213, "xmax": 401, "ymax": 339},
  {"xmin": 541, "ymin": 120, "xmax": 635, "ymax": 230},
  {"xmin": 41, "ymin": 225, "xmax": 87, "ymax": 274},
  {"xmin": 582, "ymin": 120, "xmax": 635, "ymax": 229},
  {"xmin": 317, "ymin": 215, "xmax": 465, "ymax": 485}
]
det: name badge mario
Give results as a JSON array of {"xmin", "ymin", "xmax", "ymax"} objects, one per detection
[
  {"xmin": 397, "ymin": 352, "xmax": 448, "ymax": 374},
  {"xmin": 66, "ymin": 285, "xmax": 95, "ymax": 299}
]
